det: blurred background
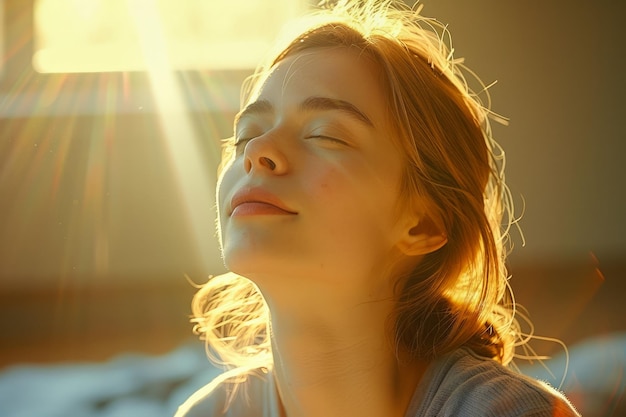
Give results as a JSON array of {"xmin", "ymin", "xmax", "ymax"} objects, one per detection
[{"xmin": 0, "ymin": 0, "xmax": 624, "ymax": 416}]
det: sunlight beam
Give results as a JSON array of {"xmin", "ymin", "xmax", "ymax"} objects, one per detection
[{"xmin": 128, "ymin": 0, "xmax": 219, "ymax": 273}]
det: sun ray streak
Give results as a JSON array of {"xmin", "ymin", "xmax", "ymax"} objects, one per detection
[{"xmin": 127, "ymin": 0, "xmax": 219, "ymax": 272}]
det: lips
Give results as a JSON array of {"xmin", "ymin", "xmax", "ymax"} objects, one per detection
[{"xmin": 230, "ymin": 187, "xmax": 297, "ymax": 217}]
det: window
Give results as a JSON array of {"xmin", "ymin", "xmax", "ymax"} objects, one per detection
[{"xmin": 33, "ymin": 0, "xmax": 309, "ymax": 73}]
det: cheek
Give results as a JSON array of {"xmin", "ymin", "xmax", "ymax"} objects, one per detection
[
  {"xmin": 215, "ymin": 161, "xmax": 241, "ymax": 242},
  {"xmin": 303, "ymin": 164, "xmax": 349, "ymax": 210},
  {"xmin": 319, "ymin": 163, "xmax": 403, "ymax": 242},
  {"xmin": 216, "ymin": 159, "xmax": 240, "ymax": 207},
  {"xmin": 307, "ymin": 160, "xmax": 381, "ymax": 208},
  {"xmin": 306, "ymin": 163, "xmax": 382, "ymax": 231}
]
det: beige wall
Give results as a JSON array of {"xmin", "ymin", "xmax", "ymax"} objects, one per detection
[{"xmin": 422, "ymin": 0, "xmax": 626, "ymax": 263}]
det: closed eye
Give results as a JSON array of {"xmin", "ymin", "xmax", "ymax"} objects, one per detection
[
  {"xmin": 233, "ymin": 137, "xmax": 255, "ymax": 154},
  {"xmin": 308, "ymin": 135, "xmax": 349, "ymax": 146}
]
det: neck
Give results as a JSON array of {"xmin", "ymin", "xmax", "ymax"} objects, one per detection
[{"xmin": 267, "ymin": 293, "xmax": 427, "ymax": 417}]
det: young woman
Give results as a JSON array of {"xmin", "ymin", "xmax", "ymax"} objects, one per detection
[{"xmin": 177, "ymin": 1, "xmax": 580, "ymax": 416}]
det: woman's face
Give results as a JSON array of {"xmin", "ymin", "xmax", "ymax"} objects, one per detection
[{"xmin": 217, "ymin": 47, "xmax": 416, "ymax": 296}]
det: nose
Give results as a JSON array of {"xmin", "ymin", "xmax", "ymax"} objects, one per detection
[{"xmin": 243, "ymin": 134, "xmax": 288, "ymax": 175}]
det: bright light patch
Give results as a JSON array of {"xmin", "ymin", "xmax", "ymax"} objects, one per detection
[
  {"xmin": 32, "ymin": 0, "xmax": 308, "ymax": 73},
  {"xmin": 0, "ymin": 0, "xmax": 4, "ymax": 79}
]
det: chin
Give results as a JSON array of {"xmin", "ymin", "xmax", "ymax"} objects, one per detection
[{"xmin": 222, "ymin": 248, "xmax": 271, "ymax": 279}]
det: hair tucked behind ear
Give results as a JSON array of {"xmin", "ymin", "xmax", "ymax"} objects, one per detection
[{"xmin": 191, "ymin": 0, "xmax": 523, "ymax": 373}]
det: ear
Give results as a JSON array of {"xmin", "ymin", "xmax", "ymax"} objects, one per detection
[{"xmin": 396, "ymin": 217, "xmax": 448, "ymax": 257}]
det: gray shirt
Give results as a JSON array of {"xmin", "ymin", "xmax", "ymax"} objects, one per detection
[{"xmin": 176, "ymin": 348, "xmax": 580, "ymax": 416}]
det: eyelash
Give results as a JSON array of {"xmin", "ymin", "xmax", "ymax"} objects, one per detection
[
  {"xmin": 231, "ymin": 134, "xmax": 347, "ymax": 155},
  {"xmin": 233, "ymin": 137, "xmax": 253, "ymax": 152},
  {"xmin": 308, "ymin": 135, "xmax": 347, "ymax": 145}
]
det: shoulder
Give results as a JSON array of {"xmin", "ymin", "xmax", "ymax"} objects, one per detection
[
  {"xmin": 175, "ymin": 366, "xmax": 277, "ymax": 417},
  {"xmin": 409, "ymin": 348, "xmax": 580, "ymax": 417}
]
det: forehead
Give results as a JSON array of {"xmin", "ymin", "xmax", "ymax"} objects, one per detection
[{"xmin": 251, "ymin": 48, "xmax": 388, "ymax": 126}]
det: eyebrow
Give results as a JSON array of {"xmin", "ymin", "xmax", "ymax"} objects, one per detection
[
  {"xmin": 234, "ymin": 96, "xmax": 374, "ymax": 128},
  {"xmin": 234, "ymin": 100, "xmax": 274, "ymax": 127},
  {"xmin": 299, "ymin": 96, "xmax": 374, "ymax": 127}
]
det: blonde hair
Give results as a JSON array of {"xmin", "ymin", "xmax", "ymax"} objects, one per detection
[{"xmin": 192, "ymin": 0, "xmax": 521, "ymax": 376}]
